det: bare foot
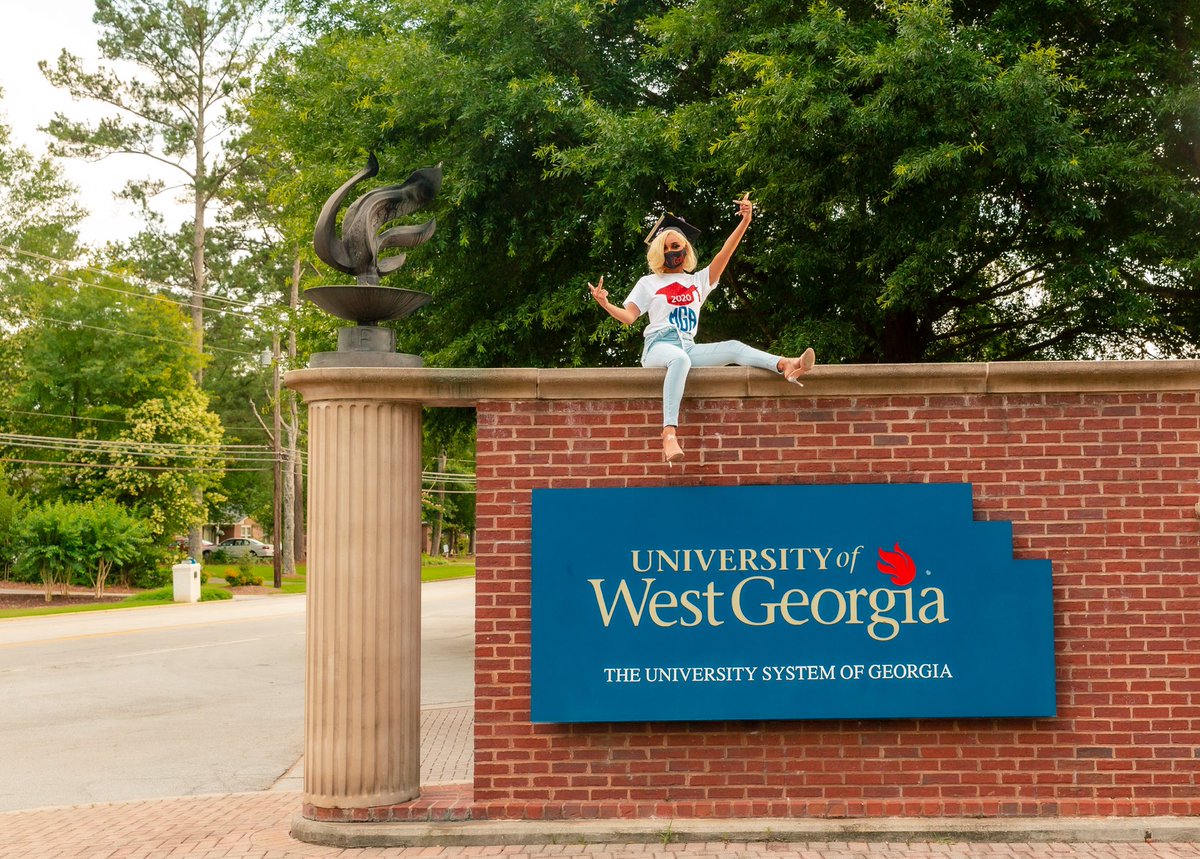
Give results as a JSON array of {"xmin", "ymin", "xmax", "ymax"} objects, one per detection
[
  {"xmin": 661, "ymin": 428, "xmax": 684, "ymax": 464},
  {"xmin": 780, "ymin": 347, "xmax": 816, "ymax": 384}
]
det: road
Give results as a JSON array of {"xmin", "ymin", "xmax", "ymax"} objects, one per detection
[{"xmin": 0, "ymin": 578, "xmax": 474, "ymax": 812}]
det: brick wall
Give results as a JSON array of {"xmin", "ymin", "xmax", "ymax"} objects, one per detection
[{"xmin": 474, "ymin": 387, "xmax": 1200, "ymax": 818}]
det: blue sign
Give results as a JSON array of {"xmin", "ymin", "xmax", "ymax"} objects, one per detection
[{"xmin": 531, "ymin": 483, "xmax": 1054, "ymax": 723}]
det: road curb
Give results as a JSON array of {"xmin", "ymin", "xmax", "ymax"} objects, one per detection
[{"xmin": 290, "ymin": 813, "xmax": 1200, "ymax": 848}]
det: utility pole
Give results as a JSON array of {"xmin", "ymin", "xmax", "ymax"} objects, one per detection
[
  {"xmin": 432, "ymin": 448, "xmax": 447, "ymax": 557},
  {"xmin": 289, "ymin": 253, "xmax": 306, "ymax": 563},
  {"xmin": 272, "ymin": 331, "xmax": 283, "ymax": 589}
]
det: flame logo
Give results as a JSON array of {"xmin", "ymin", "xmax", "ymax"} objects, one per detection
[
  {"xmin": 876, "ymin": 543, "xmax": 916, "ymax": 587},
  {"xmin": 656, "ymin": 282, "xmax": 699, "ymax": 306}
]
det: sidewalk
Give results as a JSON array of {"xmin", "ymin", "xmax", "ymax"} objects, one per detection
[
  {"xmin": 7, "ymin": 791, "xmax": 1200, "ymax": 859},
  {"xmin": 7, "ymin": 701, "xmax": 1200, "ymax": 856}
]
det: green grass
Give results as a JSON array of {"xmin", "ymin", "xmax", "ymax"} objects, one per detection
[
  {"xmin": 0, "ymin": 601, "xmax": 155, "ymax": 619},
  {"xmin": 0, "ymin": 557, "xmax": 473, "ymax": 618},
  {"xmin": 208, "ymin": 557, "xmax": 474, "ymax": 586},
  {"xmin": 123, "ymin": 585, "xmax": 231, "ymax": 603},
  {"xmin": 422, "ymin": 563, "xmax": 475, "ymax": 582}
]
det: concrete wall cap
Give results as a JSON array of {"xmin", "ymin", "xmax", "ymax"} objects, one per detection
[{"xmin": 286, "ymin": 359, "xmax": 1200, "ymax": 404}]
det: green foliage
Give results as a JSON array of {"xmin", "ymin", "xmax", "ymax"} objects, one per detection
[
  {"xmin": 104, "ymin": 222, "xmax": 281, "ymax": 527},
  {"xmin": 123, "ymin": 584, "xmax": 233, "ymax": 602},
  {"xmin": 223, "ymin": 566, "xmax": 264, "ymax": 587},
  {"xmin": 36, "ymin": 1, "xmax": 280, "ymax": 533},
  {"xmin": 0, "ymin": 94, "xmax": 84, "ymax": 331},
  {"xmin": 129, "ymin": 566, "xmax": 172, "ymax": 590},
  {"xmin": 77, "ymin": 500, "xmax": 151, "ymax": 597},
  {"xmin": 9, "ymin": 498, "xmax": 161, "ymax": 598},
  {"xmin": 2, "ymin": 274, "xmax": 221, "ymax": 523},
  {"xmin": 14, "ymin": 502, "xmax": 85, "ymax": 601},
  {"xmin": 101, "ymin": 387, "xmax": 227, "ymax": 539},
  {"xmin": 39, "ymin": 0, "xmax": 272, "ymax": 208},
  {"xmin": 0, "ymin": 479, "xmax": 26, "ymax": 578},
  {"xmin": 243, "ymin": 0, "xmax": 1200, "ymax": 364}
]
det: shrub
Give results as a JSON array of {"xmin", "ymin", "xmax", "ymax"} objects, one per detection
[
  {"xmin": 130, "ymin": 567, "xmax": 171, "ymax": 589},
  {"xmin": 114, "ymin": 541, "xmax": 174, "ymax": 589},
  {"xmin": 123, "ymin": 585, "xmax": 232, "ymax": 603},
  {"xmin": 224, "ymin": 568, "xmax": 264, "ymax": 587},
  {"xmin": 79, "ymin": 501, "xmax": 150, "ymax": 597},
  {"xmin": 15, "ymin": 502, "xmax": 85, "ymax": 601},
  {"xmin": 208, "ymin": 548, "xmax": 230, "ymax": 564}
]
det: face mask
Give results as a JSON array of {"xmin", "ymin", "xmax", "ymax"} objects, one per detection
[{"xmin": 664, "ymin": 248, "xmax": 686, "ymax": 268}]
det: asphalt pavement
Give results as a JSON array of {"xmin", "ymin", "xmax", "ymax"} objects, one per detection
[{"xmin": 0, "ymin": 579, "xmax": 475, "ymax": 813}]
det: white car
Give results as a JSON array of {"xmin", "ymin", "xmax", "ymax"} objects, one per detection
[{"xmin": 203, "ymin": 538, "xmax": 274, "ymax": 561}]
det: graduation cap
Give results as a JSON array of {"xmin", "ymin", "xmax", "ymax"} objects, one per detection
[{"xmin": 644, "ymin": 213, "xmax": 702, "ymax": 246}]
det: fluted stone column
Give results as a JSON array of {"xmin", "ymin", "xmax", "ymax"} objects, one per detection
[{"xmin": 303, "ymin": 398, "xmax": 422, "ymax": 809}]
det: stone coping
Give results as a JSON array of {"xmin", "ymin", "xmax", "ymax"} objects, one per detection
[
  {"xmin": 286, "ymin": 360, "xmax": 1200, "ymax": 406},
  {"xmin": 292, "ymin": 812, "xmax": 1200, "ymax": 848}
]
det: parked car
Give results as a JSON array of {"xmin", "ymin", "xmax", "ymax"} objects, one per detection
[{"xmin": 202, "ymin": 538, "xmax": 274, "ymax": 561}]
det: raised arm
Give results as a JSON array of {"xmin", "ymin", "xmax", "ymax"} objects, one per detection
[
  {"xmin": 707, "ymin": 194, "xmax": 754, "ymax": 283},
  {"xmin": 589, "ymin": 275, "xmax": 640, "ymax": 326}
]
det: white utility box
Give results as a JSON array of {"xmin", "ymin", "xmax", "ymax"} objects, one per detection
[{"xmin": 172, "ymin": 561, "xmax": 201, "ymax": 603}]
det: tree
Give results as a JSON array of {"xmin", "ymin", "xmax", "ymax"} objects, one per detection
[
  {"xmin": 0, "ymin": 479, "xmax": 27, "ymax": 580},
  {"xmin": 15, "ymin": 502, "xmax": 85, "ymax": 602},
  {"xmin": 79, "ymin": 500, "xmax": 151, "ymax": 597},
  {"xmin": 0, "ymin": 94, "xmax": 84, "ymax": 325},
  {"xmin": 103, "ymin": 221, "xmax": 279, "ymax": 534},
  {"xmin": 41, "ymin": 0, "xmax": 275, "ymax": 557},
  {"xmin": 9, "ymin": 272, "xmax": 201, "ymax": 439},
  {"xmin": 2, "ymin": 272, "xmax": 225, "ymax": 536},
  {"xmin": 0, "ymin": 96, "xmax": 85, "ymax": 408},
  {"xmin": 101, "ymin": 388, "xmax": 226, "ymax": 540},
  {"xmin": 246, "ymin": 0, "xmax": 1199, "ymax": 365},
  {"xmin": 41, "ymin": 0, "xmax": 274, "ymax": 371}
]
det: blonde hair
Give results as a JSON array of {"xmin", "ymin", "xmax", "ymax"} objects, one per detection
[{"xmin": 646, "ymin": 229, "xmax": 698, "ymax": 274}]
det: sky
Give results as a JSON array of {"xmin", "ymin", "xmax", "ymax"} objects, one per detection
[{"xmin": 0, "ymin": 1, "xmax": 189, "ymax": 247}]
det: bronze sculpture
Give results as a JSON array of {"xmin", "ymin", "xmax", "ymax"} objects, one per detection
[{"xmin": 306, "ymin": 154, "xmax": 441, "ymax": 366}]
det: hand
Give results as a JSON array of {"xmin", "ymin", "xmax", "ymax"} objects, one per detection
[
  {"xmin": 734, "ymin": 193, "xmax": 754, "ymax": 223},
  {"xmin": 588, "ymin": 275, "xmax": 608, "ymax": 307}
]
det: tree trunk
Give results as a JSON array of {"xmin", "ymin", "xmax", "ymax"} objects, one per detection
[
  {"xmin": 880, "ymin": 308, "xmax": 926, "ymax": 363},
  {"xmin": 95, "ymin": 559, "xmax": 110, "ymax": 599}
]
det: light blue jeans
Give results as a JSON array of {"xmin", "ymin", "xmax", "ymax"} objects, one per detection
[{"xmin": 641, "ymin": 329, "xmax": 782, "ymax": 426}]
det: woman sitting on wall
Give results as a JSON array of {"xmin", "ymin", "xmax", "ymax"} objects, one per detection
[{"xmin": 589, "ymin": 195, "xmax": 816, "ymax": 464}]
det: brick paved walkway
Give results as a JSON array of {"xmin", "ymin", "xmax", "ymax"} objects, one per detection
[{"xmin": 5, "ymin": 789, "xmax": 1200, "ymax": 859}]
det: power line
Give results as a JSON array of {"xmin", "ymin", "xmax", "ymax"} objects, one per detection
[
  {"xmin": 0, "ymin": 456, "xmax": 267, "ymax": 473},
  {"xmin": 0, "ymin": 431, "xmax": 270, "ymax": 452},
  {"xmin": 27, "ymin": 312, "xmax": 257, "ymax": 358},
  {"xmin": 422, "ymin": 471, "xmax": 477, "ymax": 484},
  {"xmin": 38, "ymin": 268, "xmax": 261, "ymax": 322},
  {"xmin": 0, "ymin": 441, "xmax": 280, "ymax": 469},
  {"xmin": 0, "ymin": 243, "xmax": 263, "ymax": 310},
  {"xmin": 0, "ymin": 406, "xmax": 270, "ymax": 434},
  {"xmin": 2, "ymin": 407, "xmax": 129, "ymax": 426},
  {"xmin": 3, "ymin": 432, "xmax": 477, "ymax": 485}
]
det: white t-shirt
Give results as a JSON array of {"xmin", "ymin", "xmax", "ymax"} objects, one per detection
[{"xmin": 624, "ymin": 267, "xmax": 716, "ymax": 345}]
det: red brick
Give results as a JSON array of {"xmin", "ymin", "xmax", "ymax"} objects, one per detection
[{"xmin": 471, "ymin": 390, "xmax": 1200, "ymax": 817}]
